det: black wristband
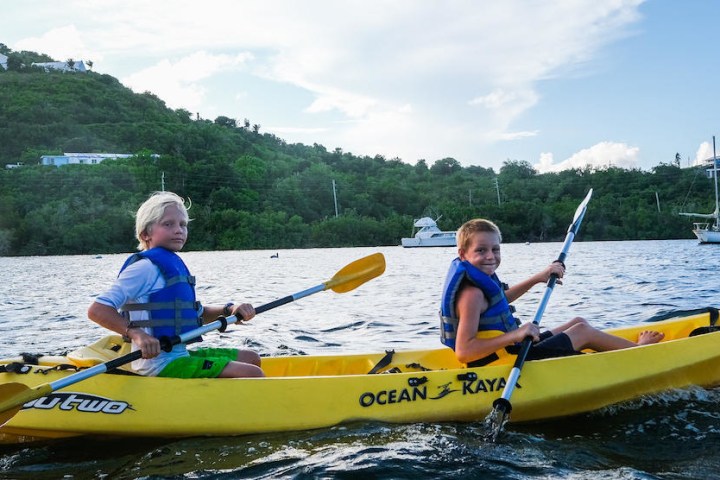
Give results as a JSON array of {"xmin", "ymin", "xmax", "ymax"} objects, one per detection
[{"xmin": 223, "ymin": 302, "xmax": 234, "ymax": 316}]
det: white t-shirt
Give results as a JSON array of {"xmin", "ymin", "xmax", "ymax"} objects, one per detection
[{"xmin": 95, "ymin": 257, "xmax": 192, "ymax": 376}]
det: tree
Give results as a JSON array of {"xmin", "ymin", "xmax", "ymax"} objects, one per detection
[
  {"xmin": 6, "ymin": 55, "xmax": 23, "ymax": 71},
  {"xmin": 499, "ymin": 159, "xmax": 536, "ymax": 179},
  {"xmin": 430, "ymin": 157, "xmax": 462, "ymax": 175},
  {"xmin": 0, "ymin": 229, "xmax": 11, "ymax": 256},
  {"xmin": 175, "ymin": 109, "xmax": 193, "ymax": 123},
  {"xmin": 214, "ymin": 116, "xmax": 237, "ymax": 128}
]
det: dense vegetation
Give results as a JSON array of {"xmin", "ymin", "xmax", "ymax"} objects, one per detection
[{"xmin": 0, "ymin": 44, "xmax": 714, "ymax": 256}]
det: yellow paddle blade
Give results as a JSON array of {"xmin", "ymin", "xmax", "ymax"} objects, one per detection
[
  {"xmin": 325, "ymin": 253, "xmax": 386, "ymax": 293},
  {"xmin": 0, "ymin": 383, "xmax": 28, "ymax": 425},
  {"xmin": 0, "ymin": 382, "xmax": 53, "ymax": 425}
]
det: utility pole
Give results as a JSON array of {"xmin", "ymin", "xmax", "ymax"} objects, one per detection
[
  {"xmin": 332, "ymin": 179, "xmax": 339, "ymax": 218},
  {"xmin": 493, "ymin": 178, "xmax": 501, "ymax": 206},
  {"xmin": 161, "ymin": 171, "xmax": 165, "ymax": 191}
]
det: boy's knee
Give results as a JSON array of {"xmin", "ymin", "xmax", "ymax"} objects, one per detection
[
  {"xmin": 241, "ymin": 363, "xmax": 264, "ymax": 377},
  {"xmin": 221, "ymin": 361, "xmax": 265, "ymax": 378},
  {"xmin": 237, "ymin": 349, "xmax": 261, "ymax": 367},
  {"xmin": 567, "ymin": 320, "xmax": 593, "ymax": 337}
]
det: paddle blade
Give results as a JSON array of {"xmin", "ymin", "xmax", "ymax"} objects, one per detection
[
  {"xmin": 486, "ymin": 397, "xmax": 512, "ymax": 442},
  {"xmin": 325, "ymin": 253, "xmax": 386, "ymax": 293},
  {"xmin": 0, "ymin": 383, "xmax": 29, "ymax": 425},
  {"xmin": 0, "ymin": 382, "xmax": 54, "ymax": 426},
  {"xmin": 570, "ymin": 189, "xmax": 593, "ymax": 228}
]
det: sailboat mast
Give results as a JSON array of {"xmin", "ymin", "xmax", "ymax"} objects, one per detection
[{"xmin": 714, "ymin": 136, "xmax": 719, "ymax": 228}]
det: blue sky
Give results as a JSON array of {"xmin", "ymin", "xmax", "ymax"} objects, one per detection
[{"xmin": 3, "ymin": 0, "xmax": 718, "ymax": 172}]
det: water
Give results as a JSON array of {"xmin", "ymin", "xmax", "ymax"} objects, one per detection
[{"xmin": 0, "ymin": 240, "xmax": 719, "ymax": 479}]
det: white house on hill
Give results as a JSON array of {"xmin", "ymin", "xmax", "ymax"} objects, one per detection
[
  {"xmin": 0, "ymin": 53, "xmax": 7, "ymax": 70},
  {"xmin": 41, "ymin": 153, "xmax": 133, "ymax": 167},
  {"xmin": 32, "ymin": 60, "xmax": 87, "ymax": 73}
]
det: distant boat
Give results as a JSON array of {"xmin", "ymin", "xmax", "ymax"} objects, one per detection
[
  {"xmin": 401, "ymin": 216, "xmax": 456, "ymax": 248},
  {"xmin": 680, "ymin": 136, "xmax": 720, "ymax": 244}
]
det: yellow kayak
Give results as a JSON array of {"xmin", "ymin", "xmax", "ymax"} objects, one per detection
[{"xmin": 0, "ymin": 308, "xmax": 718, "ymax": 443}]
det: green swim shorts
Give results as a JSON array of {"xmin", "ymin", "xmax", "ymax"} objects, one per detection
[{"xmin": 157, "ymin": 348, "xmax": 238, "ymax": 379}]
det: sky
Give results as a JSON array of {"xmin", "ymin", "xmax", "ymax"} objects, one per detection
[{"xmin": 3, "ymin": 0, "xmax": 719, "ymax": 173}]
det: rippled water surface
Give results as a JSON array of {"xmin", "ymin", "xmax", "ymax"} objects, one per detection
[{"xmin": 1, "ymin": 240, "xmax": 719, "ymax": 479}]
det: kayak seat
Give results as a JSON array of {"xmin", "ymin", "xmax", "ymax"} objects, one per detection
[{"xmin": 67, "ymin": 335, "xmax": 135, "ymax": 372}]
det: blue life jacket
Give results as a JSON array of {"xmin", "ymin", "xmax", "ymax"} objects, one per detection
[
  {"xmin": 119, "ymin": 247, "xmax": 203, "ymax": 343},
  {"xmin": 439, "ymin": 258, "xmax": 519, "ymax": 349}
]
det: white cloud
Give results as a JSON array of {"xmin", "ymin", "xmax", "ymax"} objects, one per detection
[
  {"xmin": 694, "ymin": 141, "xmax": 716, "ymax": 166},
  {"xmin": 470, "ymin": 90, "xmax": 514, "ymax": 109},
  {"xmin": 305, "ymin": 89, "xmax": 378, "ymax": 118},
  {"xmin": 121, "ymin": 51, "xmax": 253, "ymax": 112},
  {"xmin": 271, "ymin": 126, "xmax": 328, "ymax": 135},
  {"xmin": 498, "ymin": 131, "xmax": 540, "ymax": 141},
  {"xmin": 534, "ymin": 142, "xmax": 640, "ymax": 173},
  {"xmin": 13, "ymin": 24, "xmax": 102, "ymax": 63}
]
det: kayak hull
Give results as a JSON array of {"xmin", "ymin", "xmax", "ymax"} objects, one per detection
[{"xmin": 1, "ymin": 310, "xmax": 719, "ymax": 442}]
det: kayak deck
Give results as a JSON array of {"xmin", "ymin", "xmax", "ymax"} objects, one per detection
[
  {"xmin": 64, "ymin": 333, "xmax": 467, "ymax": 377},
  {"xmin": 64, "ymin": 308, "xmax": 716, "ymax": 377}
]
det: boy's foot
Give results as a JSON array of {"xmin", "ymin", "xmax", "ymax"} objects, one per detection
[{"xmin": 637, "ymin": 330, "xmax": 664, "ymax": 345}]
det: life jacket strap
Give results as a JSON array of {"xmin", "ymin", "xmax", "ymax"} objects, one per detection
[
  {"xmin": 165, "ymin": 275, "xmax": 195, "ymax": 287},
  {"xmin": 121, "ymin": 300, "xmax": 199, "ymax": 312},
  {"xmin": 440, "ymin": 315, "xmax": 458, "ymax": 342}
]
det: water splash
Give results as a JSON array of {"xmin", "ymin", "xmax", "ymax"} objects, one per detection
[{"xmin": 484, "ymin": 406, "xmax": 510, "ymax": 443}]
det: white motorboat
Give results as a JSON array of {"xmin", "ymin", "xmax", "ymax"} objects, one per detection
[{"xmin": 401, "ymin": 217, "xmax": 456, "ymax": 248}]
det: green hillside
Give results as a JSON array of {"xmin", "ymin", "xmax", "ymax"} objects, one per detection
[{"xmin": 0, "ymin": 45, "xmax": 714, "ymax": 256}]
